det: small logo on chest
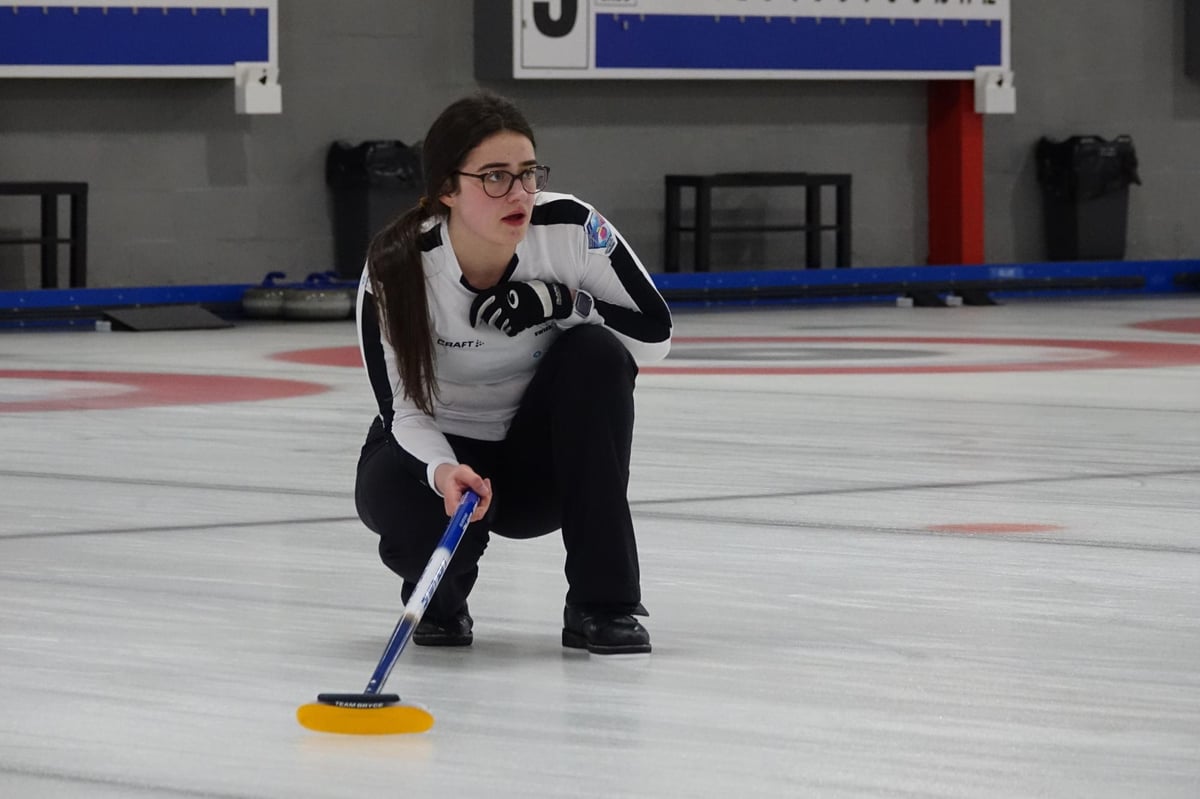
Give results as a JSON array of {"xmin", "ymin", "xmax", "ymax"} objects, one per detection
[{"xmin": 437, "ymin": 338, "xmax": 485, "ymax": 349}]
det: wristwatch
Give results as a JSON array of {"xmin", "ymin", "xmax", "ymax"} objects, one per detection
[{"xmin": 572, "ymin": 289, "xmax": 594, "ymax": 319}]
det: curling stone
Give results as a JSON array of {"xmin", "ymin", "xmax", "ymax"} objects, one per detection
[
  {"xmin": 341, "ymin": 283, "xmax": 359, "ymax": 319},
  {"xmin": 283, "ymin": 272, "xmax": 355, "ymax": 321},
  {"xmin": 241, "ymin": 272, "xmax": 289, "ymax": 319}
]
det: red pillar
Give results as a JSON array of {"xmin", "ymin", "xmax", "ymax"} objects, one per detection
[{"xmin": 927, "ymin": 81, "xmax": 984, "ymax": 265}]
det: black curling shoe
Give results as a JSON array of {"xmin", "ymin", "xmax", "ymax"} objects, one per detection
[
  {"xmin": 413, "ymin": 609, "xmax": 473, "ymax": 647},
  {"xmin": 562, "ymin": 604, "xmax": 651, "ymax": 654}
]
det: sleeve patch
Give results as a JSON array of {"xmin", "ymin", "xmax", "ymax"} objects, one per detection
[{"xmin": 585, "ymin": 210, "xmax": 618, "ymax": 255}]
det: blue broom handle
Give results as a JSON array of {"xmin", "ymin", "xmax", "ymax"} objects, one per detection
[{"xmin": 364, "ymin": 490, "xmax": 480, "ymax": 695}]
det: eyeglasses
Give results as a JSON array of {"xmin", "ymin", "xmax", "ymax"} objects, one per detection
[{"xmin": 455, "ymin": 165, "xmax": 550, "ymax": 198}]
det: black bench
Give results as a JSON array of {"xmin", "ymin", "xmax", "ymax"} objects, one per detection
[
  {"xmin": 0, "ymin": 182, "xmax": 89, "ymax": 288},
  {"xmin": 664, "ymin": 172, "xmax": 851, "ymax": 272}
]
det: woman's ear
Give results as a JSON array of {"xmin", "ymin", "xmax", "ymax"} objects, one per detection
[{"xmin": 438, "ymin": 177, "xmax": 458, "ymax": 209}]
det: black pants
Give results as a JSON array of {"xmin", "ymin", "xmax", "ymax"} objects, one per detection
[{"xmin": 355, "ymin": 325, "xmax": 642, "ymax": 620}]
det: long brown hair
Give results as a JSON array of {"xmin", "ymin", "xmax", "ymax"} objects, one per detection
[{"xmin": 366, "ymin": 92, "xmax": 536, "ymax": 415}]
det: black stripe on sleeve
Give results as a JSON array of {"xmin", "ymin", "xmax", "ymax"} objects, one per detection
[
  {"xmin": 598, "ymin": 240, "xmax": 672, "ymax": 343},
  {"xmin": 359, "ymin": 291, "xmax": 396, "ymax": 428},
  {"xmin": 359, "ymin": 292, "xmax": 434, "ymax": 484}
]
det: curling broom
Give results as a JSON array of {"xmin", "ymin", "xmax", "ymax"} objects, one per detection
[{"xmin": 297, "ymin": 490, "xmax": 480, "ymax": 735}]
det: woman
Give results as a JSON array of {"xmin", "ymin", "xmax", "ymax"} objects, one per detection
[{"xmin": 354, "ymin": 92, "xmax": 672, "ymax": 655}]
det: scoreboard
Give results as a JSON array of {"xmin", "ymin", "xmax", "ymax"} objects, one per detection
[
  {"xmin": 0, "ymin": 0, "xmax": 275, "ymax": 78},
  {"xmin": 0, "ymin": 1, "xmax": 280, "ymax": 112},
  {"xmin": 476, "ymin": 0, "xmax": 1011, "ymax": 81}
]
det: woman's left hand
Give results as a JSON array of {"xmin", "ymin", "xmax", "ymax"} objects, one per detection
[{"xmin": 469, "ymin": 280, "xmax": 572, "ymax": 336}]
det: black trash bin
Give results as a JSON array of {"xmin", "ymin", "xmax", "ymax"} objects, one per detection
[
  {"xmin": 1036, "ymin": 135, "xmax": 1141, "ymax": 261},
  {"xmin": 327, "ymin": 140, "xmax": 422, "ymax": 278}
]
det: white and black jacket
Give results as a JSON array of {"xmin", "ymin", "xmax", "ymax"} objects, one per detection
[{"xmin": 356, "ymin": 191, "xmax": 673, "ymax": 490}]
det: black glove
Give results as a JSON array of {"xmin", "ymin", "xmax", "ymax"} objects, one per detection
[{"xmin": 469, "ymin": 280, "xmax": 571, "ymax": 336}]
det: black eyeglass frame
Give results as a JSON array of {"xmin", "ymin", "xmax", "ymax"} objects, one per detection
[{"xmin": 455, "ymin": 165, "xmax": 551, "ymax": 198}]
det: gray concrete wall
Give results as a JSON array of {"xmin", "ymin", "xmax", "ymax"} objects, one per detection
[{"xmin": 1, "ymin": 1, "xmax": 1197, "ymax": 288}]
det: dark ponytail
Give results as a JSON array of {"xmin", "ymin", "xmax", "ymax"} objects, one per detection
[
  {"xmin": 366, "ymin": 202, "xmax": 437, "ymax": 414},
  {"xmin": 366, "ymin": 92, "xmax": 536, "ymax": 416}
]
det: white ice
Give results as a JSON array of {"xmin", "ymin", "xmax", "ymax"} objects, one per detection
[{"xmin": 1, "ymin": 297, "xmax": 1198, "ymax": 798}]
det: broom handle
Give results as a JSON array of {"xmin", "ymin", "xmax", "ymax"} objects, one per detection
[{"xmin": 364, "ymin": 490, "xmax": 480, "ymax": 695}]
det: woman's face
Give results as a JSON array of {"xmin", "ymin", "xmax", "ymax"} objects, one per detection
[{"xmin": 441, "ymin": 130, "xmax": 538, "ymax": 254}]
